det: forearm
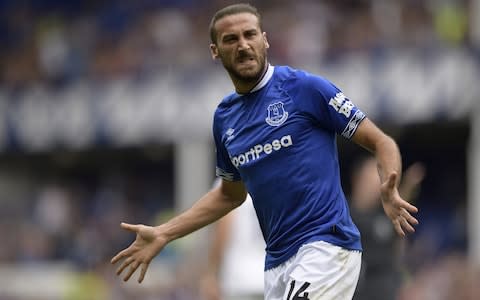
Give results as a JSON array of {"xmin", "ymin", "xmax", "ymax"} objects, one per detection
[
  {"xmin": 352, "ymin": 119, "xmax": 419, "ymax": 237},
  {"xmin": 157, "ymin": 187, "xmax": 243, "ymax": 243},
  {"xmin": 111, "ymin": 182, "xmax": 246, "ymax": 284},
  {"xmin": 373, "ymin": 135, "xmax": 402, "ymax": 186},
  {"xmin": 352, "ymin": 119, "xmax": 402, "ymax": 185}
]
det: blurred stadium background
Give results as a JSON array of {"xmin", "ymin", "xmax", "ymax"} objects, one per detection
[{"xmin": 0, "ymin": 0, "xmax": 479, "ymax": 299}]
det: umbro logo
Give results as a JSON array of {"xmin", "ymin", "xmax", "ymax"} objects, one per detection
[{"xmin": 225, "ymin": 128, "xmax": 235, "ymax": 141}]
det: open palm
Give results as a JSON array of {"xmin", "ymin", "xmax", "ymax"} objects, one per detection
[
  {"xmin": 111, "ymin": 223, "xmax": 167, "ymax": 283},
  {"xmin": 380, "ymin": 172, "xmax": 419, "ymax": 237}
]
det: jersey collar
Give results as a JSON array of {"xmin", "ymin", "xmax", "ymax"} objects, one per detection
[
  {"xmin": 250, "ymin": 64, "xmax": 274, "ymax": 93},
  {"xmin": 236, "ymin": 64, "xmax": 274, "ymax": 96}
]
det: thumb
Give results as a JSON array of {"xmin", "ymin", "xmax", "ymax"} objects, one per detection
[
  {"xmin": 120, "ymin": 222, "xmax": 140, "ymax": 233},
  {"xmin": 386, "ymin": 172, "xmax": 397, "ymax": 189}
]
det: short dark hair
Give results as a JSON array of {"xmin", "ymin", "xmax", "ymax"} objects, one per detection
[{"xmin": 209, "ymin": 3, "xmax": 262, "ymax": 44}]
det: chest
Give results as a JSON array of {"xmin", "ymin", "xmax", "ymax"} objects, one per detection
[{"xmin": 221, "ymin": 91, "xmax": 309, "ymax": 168}]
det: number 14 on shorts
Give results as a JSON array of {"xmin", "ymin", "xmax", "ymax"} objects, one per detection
[{"xmin": 286, "ymin": 280, "xmax": 311, "ymax": 300}]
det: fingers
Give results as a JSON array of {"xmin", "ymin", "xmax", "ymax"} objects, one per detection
[
  {"xmin": 138, "ymin": 261, "xmax": 150, "ymax": 283},
  {"xmin": 393, "ymin": 208, "xmax": 418, "ymax": 237},
  {"xmin": 399, "ymin": 200, "xmax": 419, "ymax": 222},
  {"xmin": 123, "ymin": 261, "xmax": 140, "ymax": 282},
  {"xmin": 111, "ymin": 224, "xmax": 139, "ymax": 264},
  {"xmin": 393, "ymin": 220, "xmax": 405, "ymax": 237},
  {"xmin": 116, "ymin": 256, "xmax": 134, "ymax": 275},
  {"xmin": 403, "ymin": 209, "xmax": 419, "ymax": 225},
  {"xmin": 393, "ymin": 217, "xmax": 414, "ymax": 237},
  {"xmin": 112, "ymin": 222, "xmax": 152, "ymax": 283},
  {"xmin": 113, "ymin": 253, "xmax": 150, "ymax": 283},
  {"xmin": 111, "ymin": 248, "xmax": 131, "ymax": 264},
  {"xmin": 404, "ymin": 201, "xmax": 418, "ymax": 214},
  {"xmin": 118, "ymin": 260, "xmax": 150, "ymax": 283},
  {"xmin": 121, "ymin": 222, "xmax": 140, "ymax": 233},
  {"xmin": 400, "ymin": 217, "xmax": 416, "ymax": 233}
]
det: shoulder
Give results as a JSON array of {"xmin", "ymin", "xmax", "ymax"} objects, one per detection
[
  {"xmin": 213, "ymin": 92, "xmax": 239, "ymax": 128},
  {"xmin": 215, "ymin": 92, "xmax": 239, "ymax": 116},
  {"xmin": 275, "ymin": 66, "xmax": 337, "ymax": 99},
  {"xmin": 297, "ymin": 69, "xmax": 336, "ymax": 92},
  {"xmin": 217, "ymin": 92, "xmax": 239, "ymax": 108},
  {"xmin": 273, "ymin": 65, "xmax": 304, "ymax": 83},
  {"xmin": 275, "ymin": 66, "xmax": 333, "ymax": 90}
]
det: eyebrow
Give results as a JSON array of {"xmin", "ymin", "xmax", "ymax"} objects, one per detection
[
  {"xmin": 244, "ymin": 29, "xmax": 258, "ymax": 35},
  {"xmin": 222, "ymin": 33, "xmax": 237, "ymax": 41},
  {"xmin": 222, "ymin": 28, "xmax": 258, "ymax": 40}
]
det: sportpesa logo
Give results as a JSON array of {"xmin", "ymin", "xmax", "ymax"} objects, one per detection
[{"xmin": 230, "ymin": 135, "xmax": 293, "ymax": 167}]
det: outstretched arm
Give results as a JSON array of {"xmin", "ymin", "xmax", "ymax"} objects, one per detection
[
  {"xmin": 352, "ymin": 118, "xmax": 419, "ymax": 237},
  {"xmin": 111, "ymin": 179, "xmax": 247, "ymax": 283}
]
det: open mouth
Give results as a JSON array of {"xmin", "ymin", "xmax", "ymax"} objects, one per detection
[{"xmin": 237, "ymin": 56, "xmax": 255, "ymax": 64}]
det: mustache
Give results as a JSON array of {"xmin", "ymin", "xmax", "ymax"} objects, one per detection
[{"xmin": 236, "ymin": 51, "xmax": 254, "ymax": 60}]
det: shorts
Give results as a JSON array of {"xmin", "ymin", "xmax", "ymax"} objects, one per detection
[{"xmin": 264, "ymin": 241, "xmax": 361, "ymax": 300}]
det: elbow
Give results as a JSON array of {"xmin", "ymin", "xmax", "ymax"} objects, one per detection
[{"xmin": 231, "ymin": 192, "xmax": 247, "ymax": 209}]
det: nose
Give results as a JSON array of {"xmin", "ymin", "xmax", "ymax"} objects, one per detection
[{"xmin": 238, "ymin": 37, "xmax": 250, "ymax": 51}]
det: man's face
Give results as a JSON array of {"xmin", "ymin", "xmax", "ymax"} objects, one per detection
[{"xmin": 210, "ymin": 13, "xmax": 269, "ymax": 83}]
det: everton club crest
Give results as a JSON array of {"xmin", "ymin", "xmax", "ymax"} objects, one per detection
[{"xmin": 265, "ymin": 102, "xmax": 288, "ymax": 126}]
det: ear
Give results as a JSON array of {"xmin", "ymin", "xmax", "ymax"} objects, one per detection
[
  {"xmin": 263, "ymin": 32, "xmax": 270, "ymax": 49},
  {"xmin": 210, "ymin": 43, "xmax": 219, "ymax": 60}
]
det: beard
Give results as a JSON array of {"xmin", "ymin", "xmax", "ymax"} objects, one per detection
[{"xmin": 220, "ymin": 49, "xmax": 267, "ymax": 85}]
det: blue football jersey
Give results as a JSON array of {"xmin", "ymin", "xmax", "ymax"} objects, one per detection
[{"xmin": 213, "ymin": 65, "xmax": 365, "ymax": 270}]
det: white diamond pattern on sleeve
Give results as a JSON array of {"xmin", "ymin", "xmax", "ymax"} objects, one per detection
[
  {"xmin": 341, "ymin": 110, "xmax": 366, "ymax": 139},
  {"xmin": 216, "ymin": 167, "xmax": 236, "ymax": 181}
]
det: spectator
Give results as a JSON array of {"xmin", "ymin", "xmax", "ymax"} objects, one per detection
[{"xmin": 350, "ymin": 156, "xmax": 425, "ymax": 300}]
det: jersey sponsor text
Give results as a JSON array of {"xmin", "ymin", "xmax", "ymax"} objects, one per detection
[{"xmin": 230, "ymin": 135, "xmax": 293, "ymax": 167}]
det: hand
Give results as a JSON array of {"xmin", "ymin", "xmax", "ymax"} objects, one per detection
[
  {"xmin": 111, "ymin": 222, "xmax": 167, "ymax": 283},
  {"xmin": 380, "ymin": 172, "xmax": 419, "ymax": 237}
]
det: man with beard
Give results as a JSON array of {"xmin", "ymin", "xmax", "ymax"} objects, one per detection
[{"xmin": 111, "ymin": 4, "xmax": 419, "ymax": 300}]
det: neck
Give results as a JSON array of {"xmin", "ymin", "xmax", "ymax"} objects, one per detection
[{"xmin": 233, "ymin": 62, "xmax": 269, "ymax": 94}]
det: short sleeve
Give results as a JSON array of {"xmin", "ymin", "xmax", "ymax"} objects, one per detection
[
  {"xmin": 213, "ymin": 113, "xmax": 242, "ymax": 181},
  {"xmin": 298, "ymin": 73, "xmax": 366, "ymax": 139}
]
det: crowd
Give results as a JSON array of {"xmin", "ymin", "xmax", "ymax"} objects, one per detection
[
  {"xmin": 0, "ymin": 149, "xmax": 187, "ymax": 299},
  {"xmin": 0, "ymin": 0, "xmax": 472, "ymax": 89}
]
